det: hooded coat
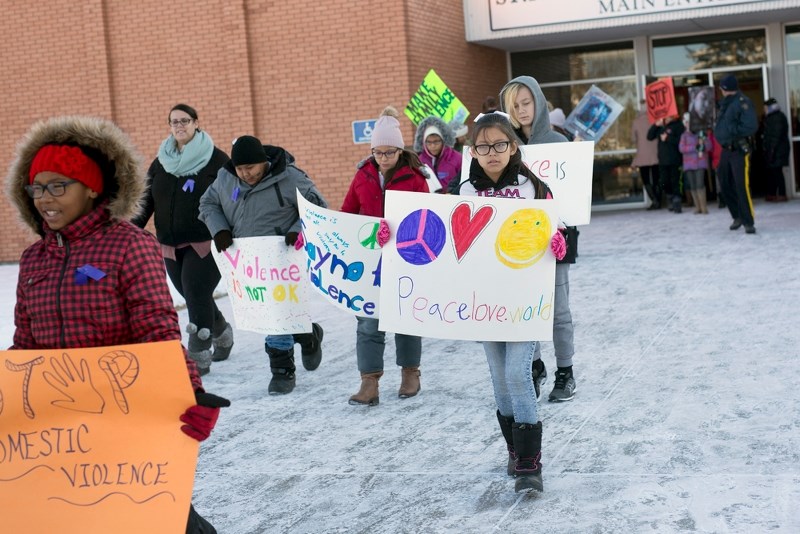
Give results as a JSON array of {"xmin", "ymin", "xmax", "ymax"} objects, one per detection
[
  {"xmin": 199, "ymin": 145, "xmax": 327, "ymax": 239},
  {"xmin": 762, "ymin": 107, "xmax": 790, "ymax": 168},
  {"xmin": 413, "ymin": 116, "xmax": 462, "ymax": 191},
  {"xmin": 500, "ymin": 76, "xmax": 568, "ymax": 145},
  {"xmin": 499, "ymin": 76, "xmax": 576, "ymax": 263},
  {"xmin": 6, "ymin": 116, "xmax": 201, "ymax": 390}
]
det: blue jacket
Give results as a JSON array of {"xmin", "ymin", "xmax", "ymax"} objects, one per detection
[{"xmin": 714, "ymin": 92, "xmax": 758, "ymax": 147}]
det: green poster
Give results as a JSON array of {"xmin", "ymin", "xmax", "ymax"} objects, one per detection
[{"xmin": 404, "ymin": 69, "xmax": 469, "ymax": 126}]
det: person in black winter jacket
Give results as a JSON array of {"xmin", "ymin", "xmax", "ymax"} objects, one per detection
[
  {"xmin": 761, "ymin": 97, "xmax": 791, "ymax": 201},
  {"xmin": 647, "ymin": 115, "xmax": 686, "ymax": 213},
  {"xmin": 133, "ymin": 104, "xmax": 234, "ymax": 375}
]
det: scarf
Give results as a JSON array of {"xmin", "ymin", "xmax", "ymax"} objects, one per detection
[
  {"xmin": 468, "ymin": 158, "xmax": 525, "ymax": 191},
  {"xmin": 158, "ymin": 130, "xmax": 215, "ymax": 177}
]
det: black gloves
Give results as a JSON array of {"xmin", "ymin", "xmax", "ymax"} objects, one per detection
[
  {"xmin": 195, "ymin": 391, "xmax": 231, "ymax": 408},
  {"xmin": 213, "ymin": 230, "xmax": 233, "ymax": 252},
  {"xmin": 285, "ymin": 232, "xmax": 299, "ymax": 246}
]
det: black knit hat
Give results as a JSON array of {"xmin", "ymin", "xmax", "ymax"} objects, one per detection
[
  {"xmin": 231, "ymin": 135, "xmax": 267, "ymax": 166},
  {"xmin": 765, "ymin": 97, "xmax": 778, "ymax": 106}
]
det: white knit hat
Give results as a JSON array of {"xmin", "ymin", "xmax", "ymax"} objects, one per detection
[
  {"xmin": 423, "ymin": 125, "xmax": 443, "ymax": 142},
  {"xmin": 370, "ymin": 116, "xmax": 404, "ymax": 149}
]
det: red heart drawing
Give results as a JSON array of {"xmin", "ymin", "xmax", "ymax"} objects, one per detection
[{"xmin": 450, "ymin": 202, "xmax": 496, "ymax": 262}]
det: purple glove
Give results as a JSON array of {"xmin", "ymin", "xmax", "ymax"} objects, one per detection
[
  {"xmin": 294, "ymin": 232, "xmax": 305, "ymax": 251},
  {"xmin": 550, "ymin": 230, "xmax": 567, "ymax": 261},
  {"xmin": 377, "ymin": 220, "xmax": 390, "ymax": 248}
]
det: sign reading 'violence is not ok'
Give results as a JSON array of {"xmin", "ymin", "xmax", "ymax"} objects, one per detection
[{"xmin": 0, "ymin": 341, "xmax": 198, "ymax": 534}]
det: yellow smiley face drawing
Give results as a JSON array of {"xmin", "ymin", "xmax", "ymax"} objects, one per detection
[{"xmin": 495, "ymin": 208, "xmax": 551, "ymax": 269}]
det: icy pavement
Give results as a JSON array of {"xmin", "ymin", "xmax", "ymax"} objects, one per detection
[{"xmin": 2, "ymin": 199, "xmax": 799, "ymax": 533}]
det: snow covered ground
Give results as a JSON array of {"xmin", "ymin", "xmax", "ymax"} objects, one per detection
[{"xmin": 2, "ymin": 199, "xmax": 799, "ymax": 533}]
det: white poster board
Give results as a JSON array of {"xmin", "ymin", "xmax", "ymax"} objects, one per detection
[
  {"xmin": 379, "ymin": 191, "xmax": 557, "ymax": 342},
  {"xmin": 212, "ymin": 237, "xmax": 310, "ymax": 334},
  {"xmin": 459, "ymin": 141, "xmax": 594, "ymax": 226},
  {"xmin": 297, "ymin": 193, "xmax": 383, "ymax": 317}
]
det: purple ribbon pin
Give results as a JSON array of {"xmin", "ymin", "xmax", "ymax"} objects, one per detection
[
  {"xmin": 75, "ymin": 264, "xmax": 107, "ymax": 286},
  {"xmin": 182, "ymin": 179, "xmax": 195, "ymax": 193},
  {"xmin": 231, "ymin": 187, "xmax": 240, "ymax": 201}
]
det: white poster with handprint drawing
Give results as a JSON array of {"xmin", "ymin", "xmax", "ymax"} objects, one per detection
[
  {"xmin": 0, "ymin": 340, "xmax": 198, "ymax": 533},
  {"xmin": 297, "ymin": 192, "xmax": 384, "ymax": 318}
]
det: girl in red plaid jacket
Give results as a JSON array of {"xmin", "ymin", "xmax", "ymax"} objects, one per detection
[{"xmin": 7, "ymin": 116, "xmax": 228, "ymax": 534}]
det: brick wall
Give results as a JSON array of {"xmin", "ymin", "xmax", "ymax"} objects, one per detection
[{"xmin": 0, "ymin": 0, "xmax": 507, "ymax": 262}]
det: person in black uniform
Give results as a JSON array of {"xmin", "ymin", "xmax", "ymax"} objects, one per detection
[{"xmin": 713, "ymin": 74, "xmax": 759, "ymax": 234}]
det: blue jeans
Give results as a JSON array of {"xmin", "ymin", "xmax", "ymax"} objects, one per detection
[
  {"xmin": 355, "ymin": 317, "xmax": 421, "ymax": 373},
  {"xmin": 483, "ymin": 340, "xmax": 538, "ymax": 424},
  {"xmin": 265, "ymin": 334, "xmax": 294, "ymax": 351},
  {"xmin": 534, "ymin": 263, "xmax": 574, "ymax": 368}
]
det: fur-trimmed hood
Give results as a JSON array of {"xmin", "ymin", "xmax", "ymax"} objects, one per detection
[
  {"xmin": 413, "ymin": 116, "xmax": 455, "ymax": 153},
  {"xmin": 6, "ymin": 115, "xmax": 145, "ymax": 235}
]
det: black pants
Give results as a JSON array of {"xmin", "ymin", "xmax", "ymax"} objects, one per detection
[
  {"xmin": 718, "ymin": 149, "xmax": 754, "ymax": 226},
  {"xmin": 659, "ymin": 164, "xmax": 681, "ymax": 203},
  {"xmin": 187, "ymin": 504, "xmax": 217, "ymax": 533},
  {"xmin": 640, "ymin": 165, "xmax": 660, "ymax": 202},
  {"xmin": 165, "ymin": 246, "xmax": 222, "ymax": 332},
  {"xmin": 766, "ymin": 166, "xmax": 786, "ymax": 197}
]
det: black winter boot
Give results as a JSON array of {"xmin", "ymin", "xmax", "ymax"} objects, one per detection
[
  {"xmin": 496, "ymin": 411, "xmax": 516, "ymax": 476},
  {"xmin": 187, "ymin": 323, "xmax": 212, "ymax": 376},
  {"xmin": 265, "ymin": 345, "xmax": 296, "ymax": 395},
  {"xmin": 293, "ymin": 323, "xmax": 323, "ymax": 371},
  {"xmin": 211, "ymin": 312, "xmax": 234, "ymax": 362},
  {"xmin": 512, "ymin": 422, "xmax": 543, "ymax": 493}
]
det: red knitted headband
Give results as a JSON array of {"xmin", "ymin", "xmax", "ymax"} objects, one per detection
[{"xmin": 29, "ymin": 144, "xmax": 104, "ymax": 194}]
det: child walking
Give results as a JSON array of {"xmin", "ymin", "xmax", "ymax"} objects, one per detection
[
  {"xmin": 340, "ymin": 107, "xmax": 430, "ymax": 406},
  {"xmin": 198, "ymin": 135, "xmax": 327, "ymax": 395},
  {"xmin": 460, "ymin": 112, "xmax": 567, "ymax": 493},
  {"xmin": 7, "ymin": 116, "xmax": 229, "ymax": 532}
]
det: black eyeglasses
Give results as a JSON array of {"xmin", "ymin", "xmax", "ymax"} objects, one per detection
[
  {"xmin": 169, "ymin": 118, "xmax": 194, "ymax": 127},
  {"xmin": 24, "ymin": 180, "xmax": 79, "ymax": 199},
  {"xmin": 473, "ymin": 141, "xmax": 510, "ymax": 156},
  {"xmin": 372, "ymin": 149, "xmax": 400, "ymax": 159}
]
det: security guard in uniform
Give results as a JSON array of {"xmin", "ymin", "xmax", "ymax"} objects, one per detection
[{"xmin": 714, "ymin": 73, "xmax": 759, "ymax": 234}]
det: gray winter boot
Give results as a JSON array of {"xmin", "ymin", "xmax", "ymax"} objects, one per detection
[
  {"xmin": 187, "ymin": 323, "xmax": 212, "ymax": 376},
  {"xmin": 512, "ymin": 421, "xmax": 543, "ymax": 493},
  {"xmin": 265, "ymin": 345, "xmax": 296, "ymax": 395},
  {"xmin": 211, "ymin": 313, "xmax": 234, "ymax": 362},
  {"xmin": 496, "ymin": 411, "xmax": 516, "ymax": 476}
]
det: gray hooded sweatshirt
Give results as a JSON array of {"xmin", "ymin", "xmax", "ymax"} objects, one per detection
[{"xmin": 500, "ymin": 76, "xmax": 567, "ymax": 145}]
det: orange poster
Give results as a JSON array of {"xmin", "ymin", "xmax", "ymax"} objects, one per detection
[
  {"xmin": 0, "ymin": 341, "xmax": 199, "ymax": 533},
  {"xmin": 645, "ymin": 77, "xmax": 678, "ymax": 123}
]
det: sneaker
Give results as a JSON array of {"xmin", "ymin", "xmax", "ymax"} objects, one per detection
[
  {"xmin": 532, "ymin": 359, "xmax": 547, "ymax": 401},
  {"xmin": 729, "ymin": 219, "xmax": 742, "ymax": 230},
  {"xmin": 744, "ymin": 225, "xmax": 756, "ymax": 234},
  {"xmin": 549, "ymin": 369, "xmax": 576, "ymax": 402}
]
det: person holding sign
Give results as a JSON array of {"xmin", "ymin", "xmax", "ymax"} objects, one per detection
[
  {"xmin": 133, "ymin": 104, "xmax": 234, "ymax": 375},
  {"xmin": 199, "ymin": 135, "xmax": 327, "ymax": 395},
  {"xmin": 500, "ymin": 76, "xmax": 580, "ymax": 403},
  {"xmin": 413, "ymin": 116, "xmax": 462, "ymax": 193},
  {"xmin": 460, "ymin": 112, "xmax": 567, "ymax": 493},
  {"xmin": 6, "ymin": 116, "xmax": 230, "ymax": 533},
  {"xmin": 647, "ymin": 115, "xmax": 686, "ymax": 213},
  {"xmin": 341, "ymin": 106, "xmax": 429, "ymax": 406}
]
